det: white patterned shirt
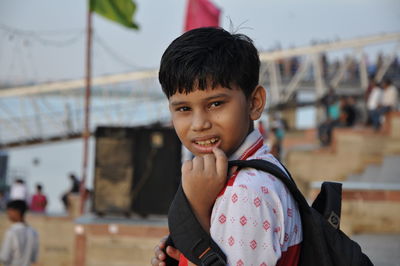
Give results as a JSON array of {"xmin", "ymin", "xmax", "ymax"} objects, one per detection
[{"xmin": 209, "ymin": 129, "xmax": 302, "ymax": 266}]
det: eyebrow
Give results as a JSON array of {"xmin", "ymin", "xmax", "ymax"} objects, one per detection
[{"xmin": 169, "ymin": 93, "xmax": 231, "ymax": 106}]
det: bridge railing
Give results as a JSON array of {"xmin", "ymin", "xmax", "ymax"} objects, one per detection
[{"xmin": 0, "ymin": 33, "xmax": 399, "ymax": 148}]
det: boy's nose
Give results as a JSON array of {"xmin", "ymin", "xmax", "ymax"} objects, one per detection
[{"xmin": 191, "ymin": 111, "xmax": 211, "ymax": 131}]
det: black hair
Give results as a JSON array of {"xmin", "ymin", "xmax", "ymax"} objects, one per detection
[
  {"xmin": 382, "ymin": 78, "xmax": 392, "ymax": 86},
  {"xmin": 36, "ymin": 184, "xmax": 43, "ymax": 191},
  {"xmin": 6, "ymin": 200, "xmax": 28, "ymax": 215},
  {"xmin": 159, "ymin": 27, "xmax": 260, "ymax": 98}
]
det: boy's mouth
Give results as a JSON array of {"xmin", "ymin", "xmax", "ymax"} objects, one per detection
[
  {"xmin": 194, "ymin": 137, "xmax": 219, "ymax": 146},
  {"xmin": 192, "ymin": 136, "xmax": 221, "ymax": 153}
]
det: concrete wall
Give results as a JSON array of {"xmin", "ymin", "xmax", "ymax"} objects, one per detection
[
  {"xmin": 76, "ymin": 223, "xmax": 168, "ymax": 266},
  {"xmin": 0, "ymin": 214, "xmax": 168, "ymax": 266},
  {"xmin": 0, "ymin": 214, "xmax": 75, "ymax": 266}
]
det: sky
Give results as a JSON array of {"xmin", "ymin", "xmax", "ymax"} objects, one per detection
[
  {"xmin": 0, "ymin": 0, "xmax": 399, "ymax": 213},
  {"xmin": 0, "ymin": 0, "xmax": 399, "ymax": 85}
]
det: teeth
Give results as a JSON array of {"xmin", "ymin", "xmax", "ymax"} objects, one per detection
[{"xmin": 195, "ymin": 138, "xmax": 219, "ymax": 146}]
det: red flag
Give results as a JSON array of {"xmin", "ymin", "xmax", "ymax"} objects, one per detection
[{"xmin": 184, "ymin": 0, "xmax": 221, "ymax": 32}]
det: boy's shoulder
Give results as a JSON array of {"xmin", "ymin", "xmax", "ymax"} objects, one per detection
[
  {"xmin": 229, "ymin": 150, "xmax": 290, "ymax": 197},
  {"xmin": 8, "ymin": 223, "xmax": 37, "ymax": 234}
]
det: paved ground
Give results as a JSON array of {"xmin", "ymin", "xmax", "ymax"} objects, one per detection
[{"xmin": 353, "ymin": 234, "xmax": 400, "ymax": 266}]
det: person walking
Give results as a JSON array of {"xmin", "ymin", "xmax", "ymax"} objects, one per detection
[{"xmin": 0, "ymin": 200, "xmax": 39, "ymax": 266}]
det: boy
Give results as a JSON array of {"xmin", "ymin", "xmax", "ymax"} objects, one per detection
[
  {"xmin": 152, "ymin": 27, "xmax": 302, "ymax": 266},
  {"xmin": 0, "ymin": 200, "xmax": 39, "ymax": 266}
]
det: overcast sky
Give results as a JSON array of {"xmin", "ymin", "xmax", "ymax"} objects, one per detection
[{"xmin": 0, "ymin": 0, "xmax": 399, "ymax": 84}]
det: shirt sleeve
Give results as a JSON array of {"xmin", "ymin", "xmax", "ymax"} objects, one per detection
[
  {"xmin": 0, "ymin": 230, "xmax": 13, "ymax": 264},
  {"xmin": 210, "ymin": 179, "xmax": 285, "ymax": 266}
]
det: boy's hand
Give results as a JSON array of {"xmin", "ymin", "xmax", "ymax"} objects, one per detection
[
  {"xmin": 151, "ymin": 236, "xmax": 181, "ymax": 266},
  {"xmin": 181, "ymin": 147, "xmax": 228, "ymax": 232}
]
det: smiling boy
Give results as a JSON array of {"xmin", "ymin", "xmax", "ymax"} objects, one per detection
[{"xmin": 153, "ymin": 27, "xmax": 302, "ymax": 266}]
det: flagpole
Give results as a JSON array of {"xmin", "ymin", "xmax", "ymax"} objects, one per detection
[{"xmin": 80, "ymin": 1, "xmax": 93, "ymax": 215}]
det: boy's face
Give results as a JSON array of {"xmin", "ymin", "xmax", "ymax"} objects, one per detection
[
  {"xmin": 169, "ymin": 85, "xmax": 262, "ymax": 157},
  {"xmin": 6, "ymin": 208, "xmax": 22, "ymax": 222}
]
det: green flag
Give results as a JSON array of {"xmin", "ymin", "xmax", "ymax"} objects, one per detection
[{"xmin": 90, "ymin": 0, "xmax": 139, "ymax": 29}]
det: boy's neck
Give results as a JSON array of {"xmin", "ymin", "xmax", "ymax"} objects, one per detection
[
  {"xmin": 228, "ymin": 126, "xmax": 257, "ymax": 160},
  {"xmin": 12, "ymin": 218, "xmax": 25, "ymax": 224}
]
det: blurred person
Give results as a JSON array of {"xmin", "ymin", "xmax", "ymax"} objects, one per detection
[
  {"xmin": 348, "ymin": 58, "xmax": 359, "ymax": 80},
  {"xmin": 381, "ymin": 78, "xmax": 398, "ymax": 113},
  {"xmin": 9, "ymin": 179, "xmax": 28, "ymax": 203},
  {"xmin": 0, "ymin": 200, "xmax": 39, "ymax": 266},
  {"xmin": 269, "ymin": 113, "xmax": 286, "ymax": 160},
  {"xmin": 364, "ymin": 76, "xmax": 376, "ymax": 103},
  {"xmin": 290, "ymin": 56, "xmax": 299, "ymax": 76},
  {"xmin": 61, "ymin": 173, "xmax": 80, "ymax": 211},
  {"xmin": 320, "ymin": 86, "xmax": 338, "ymax": 120},
  {"xmin": 318, "ymin": 97, "xmax": 341, "ymax": 146},
  {"xmin": 0, "ymin": 191, "xmax": 8, "ymax": 211},
  {"xmin": 364, "ymin": 77, "xmax": 377, "ymax": 125},
  {"xmin": 372, "ymin": 78, "xmax": 400, "ymax": 131},
  {"xmin": 339, "ymin": 96, "xmax": 357, "ymax": 127},
  {"xmin": 30, "ymin": 184, "xmax": 47, "ymax": 213},
  {"xmin": 321, "ymin": 53, "xmax": 329, "ymax": 79},
  {"xmin": 367, "ymin": 82, "xmax": 383, "ymax": 130}
]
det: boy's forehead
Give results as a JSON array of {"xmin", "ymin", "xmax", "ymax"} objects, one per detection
[{"xmin": 170, "ymin": 87, "xmax": 225, "ymax": 102}]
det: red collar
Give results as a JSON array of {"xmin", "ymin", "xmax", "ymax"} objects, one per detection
[{"xmin": 217, "ymin": 137, "xmax": 264, "ymax": 197}]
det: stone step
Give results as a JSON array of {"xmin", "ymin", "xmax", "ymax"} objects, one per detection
[
  {"xmin": 379, "ymin": 155, "xmax": 400, "ymax": 182},
  {"xmin": 347, "ymin": 155, "xmax": 400, "ymax": 183},
  {"xmin": 352, "ymin": 234, "xmax": 400, "ymax": 266}
]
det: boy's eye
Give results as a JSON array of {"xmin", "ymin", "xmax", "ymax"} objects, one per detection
[
  {"xmin": 176, "ymin": 106, "xmax": 191, "ymax": 112},
  {"xmin": 209, "ymin": 101, "xmax": 223, "ymax": 108}
]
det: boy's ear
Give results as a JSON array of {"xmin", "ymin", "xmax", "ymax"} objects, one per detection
[{"xmin": 249, "ymin": 85, "xmax": 266, "ymax": 120}]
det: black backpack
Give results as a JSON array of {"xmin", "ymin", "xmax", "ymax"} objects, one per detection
[{"xmin": 165, "ymin": 159, "xmax": 373, "ymax": 266}]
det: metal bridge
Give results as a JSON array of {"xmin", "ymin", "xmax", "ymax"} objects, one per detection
[{"xmin": 0, "ymin": 32, "xmax": 399, "ymax": 148}]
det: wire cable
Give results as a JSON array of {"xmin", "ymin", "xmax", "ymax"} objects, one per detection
[
  {"xmin": 0, "ymin": 23, "xmax": 85, "ymax": 47},
  {"xmin": 93, "ymin": 32, "xmax": 140, "ymax": 70}
]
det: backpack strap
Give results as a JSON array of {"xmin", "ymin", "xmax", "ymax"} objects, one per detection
[
  {"xmin": 311, "ymin": 182, "xmax": 342, "ymax": 229},
  {"xmin": 229, "ymin": 159, "xmax": 311, "ymax": 213},
  {"xmin": 167, "ymin": 185, "xmax": 227, "ymax": 265}
]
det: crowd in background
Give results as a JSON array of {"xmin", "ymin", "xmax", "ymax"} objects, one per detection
[
  {"xmin": 0, "ymin": 172, "xmax": 85, "ymax": 215},
  {"xmin": 0, "ymin": 179, "xmax": 47, "ymax": 213},
  {"xmin": 366, "ymin": 78, "xmax": 399, "ymax": 131},
  {"xmin": 317, "ymin": 76, "xmax": 399, "ymax": 146}
]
